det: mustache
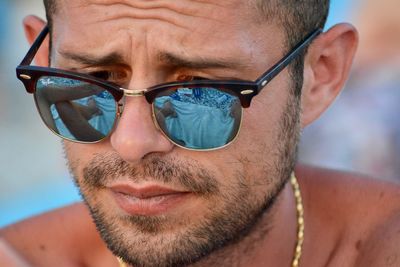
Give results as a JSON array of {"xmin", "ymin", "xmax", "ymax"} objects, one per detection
[{"xmin": 81, "ymin": 152, "xmax": 220, "ymax": 195}]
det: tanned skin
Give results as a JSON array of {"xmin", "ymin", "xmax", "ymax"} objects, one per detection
[
  {"xmin": 1, "ymin": 167, "xmax": 400, "ymax": 267},
  {"xmin": 1, "ymin": 0, "xmax": 399, "ymax": 266}
]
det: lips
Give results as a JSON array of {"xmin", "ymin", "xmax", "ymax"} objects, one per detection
[{"xmin": 109, "ymin": 183, "xmax": 191, "ymax": 216}]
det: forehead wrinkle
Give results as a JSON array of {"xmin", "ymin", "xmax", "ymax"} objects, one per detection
[
  {"xmin": 89, "ymin": 0, "xmax": 228, "ymax": 11},
  {"xmin": 92, "ymin": 8, "xmax": 191, "ymax": 32},
  {"xmin": 89, "ymin": 6, "xmax": 224, "ymax": 30},
  {"xmin": 52, "ymin": 28, "xmax": 136, "ymax": 70},
  {"xmin": 89, "ymin": 0, "xmax": 233, "ymax": 20},
  {"xmin": 67, "ymin": 0, "xmax": 241, "ymax": 29},
  {"xmin": 53, "ymin": 0, "xmax": 269, "ymax": 76}
]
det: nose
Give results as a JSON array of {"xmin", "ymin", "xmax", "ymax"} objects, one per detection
[{"xmin": 110, "ymin": 95, "xmax": 174, "ymax": 163}]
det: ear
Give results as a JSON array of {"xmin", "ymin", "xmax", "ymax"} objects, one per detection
[
  {"xmin": 300, "ymin": 23, "xmax": 359, "ymax": 128},
  {"xmin": 23, "ymin": 15, "xmax": 49, "ymax": 67}
]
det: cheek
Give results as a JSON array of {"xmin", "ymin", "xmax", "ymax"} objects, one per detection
[
  {"xmin": 220, "ymin": 89, "xmax": 291, "ymax": 185},
  {"xmin": 238, "ymin": 77, "xmax": 290, "ymax": 150},
  {"xmin": 235, "ymin": 106, "xmax": 281, "ymax": 158},
  {"xmin": 63, "ymin": 141, "xmax": 110, "ymax": 178},
  {"xmin": 191, "ymin": 143, "xmax": 267, "ymax": 199}
]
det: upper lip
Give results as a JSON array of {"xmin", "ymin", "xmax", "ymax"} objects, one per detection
[{"xmin": 109, "ymin": 183, "xmax": 187, "ymax": 199}]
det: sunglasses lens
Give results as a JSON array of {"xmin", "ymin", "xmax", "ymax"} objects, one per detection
[
  {"xmin": 153, "ymin": 87, "xmax": 242, "ymax": 150},
  {"xmin": 35, "ymin": 76, "xmax": 117, "ymax": 142}
]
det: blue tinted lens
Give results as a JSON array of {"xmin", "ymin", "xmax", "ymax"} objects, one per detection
[
  {"xmin": 153, "ymin": 87, "xmax": 242, "ymax": 150},
  {"xmin": 35, "ymin": 76, "xmax": 117, "ymax": 142}
]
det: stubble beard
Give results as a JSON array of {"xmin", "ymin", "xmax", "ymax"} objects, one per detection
[{"xmin": 65, "ymin": 92, "xmax": 301, "ymax": 267}]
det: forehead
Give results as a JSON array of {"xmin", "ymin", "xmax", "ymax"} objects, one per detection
[
  {"xmin": 52, "ymin": 0, "xmax": 283, "ymax": 71},
  {"xmin": 55, "ymin": 0, "xmax": 257, "ymax": 25}
]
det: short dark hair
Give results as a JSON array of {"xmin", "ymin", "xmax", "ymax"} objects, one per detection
[
  {"xmin": 43, "ymin": 0, "xmax": 56, "ymax": 31},
  {"xmin": 42, "ymin": 0, "xmax": 330, "ymax": 95},
  {"xmin": 256, "ymin": 0, "xmax": 329, "ymax": 47},
  {"xmin": 255, "ymin": 0, "xmax": 329, "ymax": 96}
]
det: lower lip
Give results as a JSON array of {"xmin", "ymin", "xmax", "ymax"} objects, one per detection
[{"xmin": 112, "ymin": 191, "xmax": 191, "ymax": 216}]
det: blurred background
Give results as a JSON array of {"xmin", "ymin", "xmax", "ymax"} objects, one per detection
[
  {"xmin": 1, "ymin": 0, "xmax": 398, "ymax": 227},
  {"xmin": 0, "ymin": 0, "xmax": 80, "ymax": 227},
  {"xmin": 299, "ymin": 0, "xmax": 400, "ymax": 181}
]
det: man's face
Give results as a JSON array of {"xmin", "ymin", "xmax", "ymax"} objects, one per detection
[{"xmin": 56, "ymin": 0, "xmax": 301, "ymax": 266}]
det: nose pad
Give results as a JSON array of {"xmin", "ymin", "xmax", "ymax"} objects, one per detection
[
  {"xmin": 118, "ymin": 99, "xmax": 162, "ymax": 132},
  {"xmin": 150, "ymin": 105, "xmax": 162, "ymax": 131},
  {"xmin": 117, "ymin": 98, "xmax": 160, "ymax": 131},
  {"xmin": 117, "ymin": 101, "xmax": 124, "ymax": 117},
  {"xmin": 117, "ymin": 103, "xmax": 123, "ymax": 117},
  {"xmin": 110, "ymin": 96, "xmax": 174, "ymax": 163}
]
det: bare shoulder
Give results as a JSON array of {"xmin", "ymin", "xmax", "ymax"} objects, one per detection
[
  {"xmin": 0, "ymin": 203, "xmax": 113, "ymax": 267},
  {"xmin": 355, "ymin": 211, "xmax": 400, "ymax": 267},
  {"xmin": 296, "ymin": 165, "xmax": 400, "ymax": 266},
  {"xmin": 297, "ymin": 165, "xmax": 400, "ymax": 215}
]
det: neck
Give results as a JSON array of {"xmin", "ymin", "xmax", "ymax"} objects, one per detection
[{"xmin": 190, "ymin": 180, "xmax": 298, "ymax": 267}]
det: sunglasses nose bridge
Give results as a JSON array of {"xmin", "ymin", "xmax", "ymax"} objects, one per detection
[
  {"xmin": 120, "ymin": 87, "xmax": 148, "ymax": 97},
  {"xmin": 117, "ymin": 88, "xmax": 150, "ymax": 117}
]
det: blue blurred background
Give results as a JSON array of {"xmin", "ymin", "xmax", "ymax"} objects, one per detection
[
  {"xmin": 1, "ymin": 0, "xmax": 399, "ymax": 227},
  {"xmin": 0, "ymin": 1, "xmax": 81, "ymax": 227}
]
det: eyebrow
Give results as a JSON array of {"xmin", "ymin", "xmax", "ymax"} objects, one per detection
[
  {"xmin": 157, "ymin": 52, "xmax": 247, "ymax": 70},
  {"xmin": 58, "ymin": 50, "xmax": 247, "ymax": 70},
  {"xmin": 58, "ymin": 50, "xmax": 126, "ymax": 66}
]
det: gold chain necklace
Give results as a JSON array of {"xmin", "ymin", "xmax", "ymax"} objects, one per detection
[
  {"xmin": 117, "ymin": 173, "xmax": 304, "ymax": 267},
  {"xmin": 117, "ymin": 257, "xmax": 127, "ymax": 267},
  {"xmin": 290, "ymin": 172, "xmax": 304, "ymax": 267}
]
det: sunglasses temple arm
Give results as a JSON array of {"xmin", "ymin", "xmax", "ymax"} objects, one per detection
[
  {"xmin": 19, "ymin": 25, "xmax": 49, "ymax": 66},
  {"xmin": 255, "ymin": 28, "xmax": 323, "ymax": 91}
]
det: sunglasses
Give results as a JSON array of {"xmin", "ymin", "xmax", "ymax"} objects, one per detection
[{"xmin": 16, "ymin": 26, "xmax": 321, "ymax": 151}]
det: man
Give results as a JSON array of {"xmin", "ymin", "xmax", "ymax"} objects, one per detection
[{"xmin": 1, "ymin": 0, "xmax": 399, "ymax": 266}]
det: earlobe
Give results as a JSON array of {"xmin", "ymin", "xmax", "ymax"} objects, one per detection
[
  {"xmin": 300, "ymin": 23, "xmax": 359, "ymax": 128},
  {"xmin": 23, "ymin": 15, "xmax": 49, "ymax": 67}
]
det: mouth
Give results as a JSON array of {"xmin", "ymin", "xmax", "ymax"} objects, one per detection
[{"xmin": 109, "ymin": 183, "xmax": 192, "ymax": 216}]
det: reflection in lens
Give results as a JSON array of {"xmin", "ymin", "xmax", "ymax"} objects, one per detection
[
  {"xmin": 35, "ymin": 76, "xmax": 117, "ymax": 142},
  {"xmin": 153, "ymin": 87, "xmax": 242, "ymax": 149}
]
